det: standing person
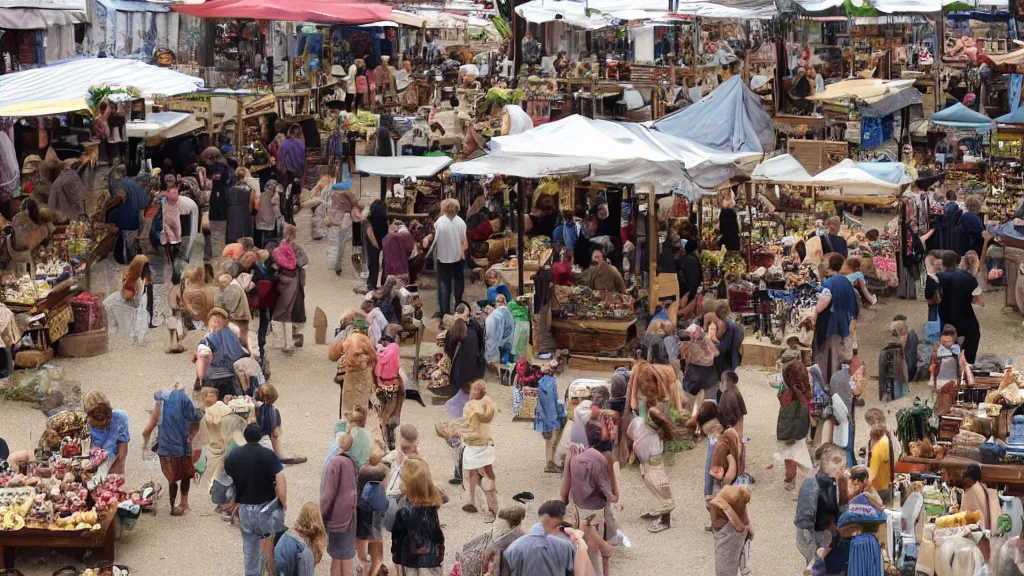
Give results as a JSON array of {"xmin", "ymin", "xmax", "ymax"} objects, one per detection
[
  {"xmin": 534, "ymin": 370, "xmax": 567, "ymax": 473},
  {"xmin": 709, "ymin": 485, "xmax": 753, "ymax": 576},
  {"xmin": 711, "ymin": 386, "xmax": 748, "ymax": 493},
  {"xmin": 581, "ymin": 249, "xmax": 626, "ymax": 293},
  {"xmin": 382, "ymin": 220, "xmax": 415, "ymax": 279},
  {"xmin": 362, "ymin": 199, "xmax": 389, "ymax": 293},
  {"xmin": 225, "ymin": 169, "xmax": 257, "ymax": 245},
  {"xmin": 47, "ymin": 161, "xmax": 87, "ymax": 222},
  {"xmin": 712, "ymin": 301, "xmax": 744, "ymax": 376},
  {"xmin": 273, "ymin": 224, "xmax": 308, "ymax": 354},
  {"xmin": 373, "ymin": 337, "xmax": 405, "ymax": 451},
  {"xmin": 776, "ymin": 360, "xmax": 813, "ymax": 492},
  {"xmin": 340, "ymin": 333, "xmax": 377, "ymax": 418},
  {"xmin": 681, "ymin": 324, "xmax": 721, "ymax": 406},
  {"xmin": 159, "ymin": 172, "xmax": 183, "ymax": 264},
  {"xmin": 959, "ymin": 195, "xmax": 985, "ymax": 257},
  {"xmin": 829, "ymin": 357, "xmax": 864, "ymax": 467},
  {"xmin": 677, "ymin": 238, "xmax": 703, "ymax": 318},
  {"xmin": 485, "ymin": 295, "xmax": 515, "ymax": 370},
  {"xmin": 226, "ymin": 423, "xmax": 288, "ymax": 576},
  {"xmin": 390, "ymin": 458, "xmax": 446, "ymax": 576},
  {"xmin": 821, "ymin": 216, "xmax": 849, "ymax": 257},
  {"xmin": 195, "ymin": 308, "xmax": 249, "ymax": 399},
  {"xmin": 929, "ymin": 325, "xmax": 975, "ymax": 393},
  {"xmin": 461, "ymin": 380, "xmax": 499, "ymax": 520},
  {"xmin": 561, "ymin": 421, "xmax": 615, "ymax": 575},
  {"xmin": 959, "ymin": 463, "xmax": 1000, "ymax": 532},
  {"xmin": 201, "ymin": 146, "xmax": 236, "ymax": 260},
  {"xmin": 937, "ymin": 251, "xmax": 982, "ymax": 363},
  {"xmin": 215, "ymin": 274, "xmax": 252, "ymax": 347},
  {"xmin": 355, "ymin": 446, "xmax": 389, "ymax": 576},
  {"xmin": 503, "ymin": 500, "xmax": 589, "ymax": 576},
  {"xmin": 429, "ymin": 198, "xmax": 467, "ymax": 317},
  {"xmin": 141, "ymin": 385, "xmax": 201, "ymax": 516},
  {"xmin": 814, "ymin": 253, "xmax": 858, "ymax": 383},
  {"xmin": 322, "ymin": 431, "xmax": 359, "ymax": 576},
  {"xmin": 795, "ymin": 443, "xmax": 846, "ymax": 570},
  {"xmin": 274, "ymin": 502, "xmax": 327, "ymax": 576},
  {"xmin": 256, "ymin": 179, "xmax": 281, "ymax": 249},
  {"xmin": 276, "ymin": 124, "xmax": 306, "ymax": 225},
  {"xmin": 83, "ymin": 391, "xmax": 129, "ymax": 475},
  {"xmin": 250, "ymin": 250, "xmax": 278, "ymax": 365},
  {"xmin": 867, "ymin": 425, "xmax": 894, "ymax": 505},
  {"xmin": 177, "ymin": 185, "xmax": 201, "ymax": 266},
  {"xmin": 326, "ymin": 179, "xmax": 359, "ymax": 276},
  {"xmin": 105, "ymin": 164, "xmax": 152, "ymax": 264}
]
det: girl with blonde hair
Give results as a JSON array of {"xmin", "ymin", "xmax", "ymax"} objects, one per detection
[
  {"xmin": 274, "ymin": 502, "xmax": 328, "ymax": 575},
  {"xmin": 392, "ymin": 459, "xmax": 446, "ymax": 575}
]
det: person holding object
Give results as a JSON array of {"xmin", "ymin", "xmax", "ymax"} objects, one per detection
[{"xmin": 226, "ymin": 423, "xmax": 288, "ymax": 576}]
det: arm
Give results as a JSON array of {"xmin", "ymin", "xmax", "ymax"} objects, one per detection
[
  {"xmin": 614, "ymin": 269, "xmax": 627, "ymax": 293},
  {"xmin": 722, "ymin": 454, "xmax": 738, "ymax": 486},
  {"xmin": 815, "ymin": 290, "xmax": 832, "ymax": 314},
  {"xmin": 628, "ymin": 369, "xmax": 639, "ymax": 412},
  {"xmin": 598, "ymin": 462, "xmax": 615, "ymax": 503},
  {"xmin": 367, "ymin": 226, "xmax": 380, "ymax": 250},
  {"xmin": 249, "ymin": 190, "xmax": 257, "ymax": 213},
  {"xmin": 605, "ymin": 452, "xmax": 619, "ymax": 501},
  {"xmin": 296, "ymin": 546, "xmax": 315, "ymax": 576},
  {"xmin": 961, "ymin": 352, "xmax": 975, "ymax": 385},
  {"xmin": 320, "ymin": 460, "xmax": 336, "ymax": 519},
  {"xmin": 275, "ymin": 470, "xmax": 287, "ymax": 511},
  {"xmin": 141, "ymin": 402, "xmax": 161, "ymax": 451},
  {"xmin": 560, "ymin": 457, "xmax": 572, "ymax": 504}
]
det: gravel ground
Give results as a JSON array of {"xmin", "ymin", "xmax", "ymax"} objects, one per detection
[{"xmin": 2, "ymin": 192, "xmax": 1023, "ymax": 576}]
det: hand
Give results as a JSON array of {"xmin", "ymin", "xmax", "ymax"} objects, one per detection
[
  {"xmin": 983, "ymin": 230, "xmax": 993, "ymax": 242},
  {"xmin": 746, "ymin": 523, "xmax": 754, "ymax": 538}
]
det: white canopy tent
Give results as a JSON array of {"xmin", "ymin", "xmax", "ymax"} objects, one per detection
[
  {"xmin": 0, "ymin": 57, "xmax": 204, "ymax": 117},
  {"xmin": 514, "ymin": 0, "xmax": 770, "ymax": 28},
  {"xmin": 751, "ymin": 154, "xmax": 813, "ymax": 183},
  {"xmin": 812, "ymin": 159, "xmax": 910, "ymax": 198},
  {"xmin": 125, "ymin": 111, "xmax": 206, "ymax": 140},
  {"xmin": 355, "ymin": 155, "xmax": 453, "ymax": 179}
]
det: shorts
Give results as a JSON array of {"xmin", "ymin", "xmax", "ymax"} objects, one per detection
[
  {"xmin": 211, "ymin": 478, "xmax": 235, "ymax": 505},
  {"xmin": 328, "ymin": 521, "xmax": 357, "ymax": 560}
]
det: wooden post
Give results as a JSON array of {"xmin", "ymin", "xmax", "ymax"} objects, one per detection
[
  {"xmin": 647, "ymin": 184, "xmax": 657, "ymax": 316},
  {"xmin": 934, "ymin": 12, "xmax": 943, "ymax": 114},
  {"xmin": 234, "ymin": 98, "xmax": 243, "ymax": 155},
  {"xmin": 517, "ymin": 180, "xmax": 526, "ymax": 295}
]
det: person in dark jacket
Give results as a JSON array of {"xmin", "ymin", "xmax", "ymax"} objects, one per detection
[
  {"xmin": 941, "ymin": 189, "xmax": 963, "ymax": 252},
  {"xmin": 225, "ymin": 168, "xmax": 256, "ymax": 245},
  {"xmin": 677, "ymin": 238, "xmax": 703, "ymax": 318},
  {"xmin": 795, "ymin": 443, "xmax": 846, "ymax": 569},
  {"xmin": 250, "ymin": 249, "xmax": 278, "ymax": 365},
  {"xmin": 821, "ymin": 216, "xmax": 848, "ymax": 258},
  {"xmin": 391, "ymin": 459, "xmax": 445, "ymax": 573},
  {"xmin": 201, "ymin": 146, "xmax": 236, "ymax": 260},
  {"xmin": 959, "ymin": 195, "xmax": 985, "ymax": 257}
]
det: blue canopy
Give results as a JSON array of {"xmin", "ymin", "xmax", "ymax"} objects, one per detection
[
  {"xmin": 858, "ymin": 161, "xmax": 910, "ymax": 186},
  {"xmin": 930, "ymin": 103, "xmax": 993, "ymax": 132},
  {"xmin": 652, "ymin": 75, "xmax": 775, "ymax": 154},
  {"xmin": 996, "ymin": 107, "xmax": 1024, "ymax": 124}
]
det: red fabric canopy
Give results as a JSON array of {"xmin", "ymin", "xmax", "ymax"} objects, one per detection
[{"xmin": 173, "ymin": 0, "xmax": 392, "ymax": 24}]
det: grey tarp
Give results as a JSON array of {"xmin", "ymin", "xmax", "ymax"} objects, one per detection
[
  {"xmin": 858, "ymin": 88, "xmax": 923, "ymax": 118},
  {"xmin": 651, "ymin": 75, "xmax": 775, "ymax": 153}
]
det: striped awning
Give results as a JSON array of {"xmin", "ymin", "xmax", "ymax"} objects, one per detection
[{"xmin": 0, "ymin": 58, "xmax": 203, "ymax": 117}]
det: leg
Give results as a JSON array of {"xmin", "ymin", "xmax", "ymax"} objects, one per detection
[
  {"xmin": 356, "ymin": 540, "xmax": 368, "ymax": 574},
  {"xmin": 240, "ymin": 506, "xmax": 263, "ymax": 576},
  {"xmin": 331, "ymin": 559, "xmax": 343, "ymax": 576},
  {"xmin": 259, "ymin": 536, "xmax": 277, "ymax": 576},
  {"xmin": 464, "ymin": 468, "xmax": 479, "ymax": 511},
  {"xmin": 341, "ymin": 558, "xmax": 354, "ymax": 576},
  {"xmin": 366, "ymin": 242, "xmax": 381, "ymax": 291},
  {"xmin": 258, "ymin": 308, "xmax": 271, "ymax": 362},
  {"xmin": 481, "ymin": 464, "xmax": 498, "ymax": 520},
  {"xmin": 450, "ymin": 440, "xmax": 463, "ymax": 484},
  {"xmin": 437, "ymin": 261, "xmax": 452, "ymax": 316},
  {"xmin": 146, "ymin": 285, "xmax": 156, "ymax": 328},
  {"xmin": 168, "ymin": 480, "xmax": 178, "ymax": 510},
  {"xmin": 452, "ymin": 258, "xmax": 466, "ymax": 306},
  {"xmin": 368, "ymin": 541, "xmax": 384, "ymax": 576},
  {"xmin": 282, "ymin": 321, "xmax": 294, "ymax": 353},
  {"xmin": 962, "ymin": 325, "xmax": 981, "ymax": 365}
]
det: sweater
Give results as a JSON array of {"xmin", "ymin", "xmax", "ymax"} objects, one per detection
[
  {"xmin": 461, "ymin": 397, "xmax": 496, "ymax": 446},
  {"xmin": 320, "ymin": 453, "xmax": 358, "ymax": 532}
]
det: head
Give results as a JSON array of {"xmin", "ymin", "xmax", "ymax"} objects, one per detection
[
  {"xmin": 207, "ymin": 308, "xmax": 229, "ymax": 331},
  {"xmin": 292, "ymin": 503, "xmax": 328, "ymax": 565},
  {"xmin": 243, "ymin": 423, "xmax": 263, "ymax": 444},
  {"xmin": 591, "ymin": 249, "xmax": 605, "ymax": 267},
  {"xmin": 684, "ymin": 237, "xmax": 698, "ymax": 254},
  {"xmin": 470, "ymin": 379, "xmax": 487, "ymax": 400},
  {"xmin": 255, "ymin": 383, "xmax": 278, "ymax": 405},
  {"xmin": 484, "ymin": 269, "xmax": 501, "ymax": 287},
  {"xmin": 200, "ymin": 386, "xmax": 220, "ymax": 407},
  {"xmin": 826, "ymin": 216, "xmax": 841, "ymax": 235},
  {"xmin": 869, "ymin": 425, "xmax": 887, "ymax": 447},
  {"xmin": 718, "ymin": 386, "xmax": 747, "ymax": 429},
  {"xmin": 849, "ymin": 356, "xmax": 865, "ymax": 379},
  {"xmin": 940, "ymin": 325, "xmax": 958, "ymax": 348},
  {"xmin": 826, "ymin": 252, "xmax": 845, "ymax": 274},
  {"xmin": 338, "ymin": 433, "xmax": 354, "ymax": 453},
  {"xmin": 346, "ymin": 405, "xmax": 367, "ymax": 428},
  {"xmin": 846, "ymin": 256, "xmax": 862, "ymax": 273},
  {"xmin": 963, "ymin": 463, "xmax": 982, "ymax": 488},
  {"xmin": 283, "ymin": 224, "xmax": 297, "ymax": 242},
  {"xmin": 793, "ymin": 240, "xmax": 807, "ymax": 263},
  {"xmin": 696, "ymin": 399, "xmax": 721, "ymax": 429},
  {"xmin": 585, "ymin": 421, "xmax": 604, "ymax": 447},
  {"xmin": 217, "ymin": 274, "xmax": 232, "ymax": 289},
  {"xmin": 537, "ymin": 500, "xmax": 568, "ymax": 533},
  {"xmin": 925, "ymin": 250, "xmax": 942, "ymax": 274},
  {"xmin": 946, "ymin": 188, "xmax": 958, "ymax": 202},
  {"xmin": 816, "ymin": 442, "xmax": 847, "ymax": 478},
  {"xmin": 163, "ymin": 173, "xmax": 177, "ymax": 189},
  {"xmin": 200, "ymin": 146, "xmax": 225, "ymax": 166},
  {"xmin": 961, "ymin": 250, "xmax": 979, "ymax": 274},
  {"xmin": 965, "ymin": 195, "xmax": 983, "ymax": 214},
  {"xmin": 368, "ymin": 445, "xmax": 383, "ymax": 466},
  {"xmin": 399, "ymin": 424, "xmax": 419, "ymax": 455},
  {"xmin": 848, "ymin": 465, "xmax": 872, "ymax": 495},
  {"xmin": 721, "ymin": 370, "xmax": 739, "ymax": 391},
  {"xmin": 83, "ymin": 391, "xmax": 113, "ymax": 429},
  {"xmin": 941, "ymin": 250, "xmax": 959, "ymax": 271},
  {"xmin": 441, "ymin": 198, "xmax": 460, "ymax": 218},
  {"xmin": 287, "ymin": 124, "xmax": 303, "ymax": 139},
  {"xmin": 400, "ymin": 458, "xmax": 443, "ymax": 507},
  {"xmin": 863, "ymin": 408, "xmax": 886, "ymax": 430},
  {"xmin": 494, "ymin": 294, "xmax": 507, "ymax": 307}
]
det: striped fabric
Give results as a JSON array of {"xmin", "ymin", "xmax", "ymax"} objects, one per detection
[{"xmin": 0, "ymin": 57, "xmax": 203, "ymax": 110}]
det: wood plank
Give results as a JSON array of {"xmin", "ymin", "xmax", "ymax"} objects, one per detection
[
  {"xmin": 567, "ymin": 354, "xmax": 636, "ymax": 372},
  {"xmin": 741, "ymin": 336, "xmax": 811, "ymax": 367}
]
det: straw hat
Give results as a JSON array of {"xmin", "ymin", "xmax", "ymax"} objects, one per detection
[{"xmin": 21, "ymin": 155, "xmax": 42, "ymax": 175}]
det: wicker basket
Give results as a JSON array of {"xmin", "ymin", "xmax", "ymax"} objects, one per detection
[{"xmin": 57, "ymin": 327, "xmax": 109, "ymax": 358}]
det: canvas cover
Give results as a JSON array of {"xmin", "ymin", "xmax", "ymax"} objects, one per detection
[
  {"xmin": 652, "ymin": 76, "xmax": 775, "ymax": 153},
  {"xmin": 751, "ymin": 154, "xmax": 813, "ymax": 182},
  {"xmin": 930, "ymin": 102, "xmax": 993, "ymax": 132}
]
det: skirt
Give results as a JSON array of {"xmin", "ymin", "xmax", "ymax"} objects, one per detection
[
  {"xmin": 397, "ymin": 568, "xmax": 443, "ymax": 576},
  {"xmin": 713, "ymin": 522, "xmax": 749, "ymax": 576},
  {"xmin": 462, "ymin": 445, "xmax": 495, "ymax": 471},
  {"xmin": 683, "ymin": 363, "xmax": 720, "ymax": 395},
  {"xmin": 160, "ymin": 455, "xmax": 195, "ymax": 483},
  {"xmin": 356, "ymin": 500, "xmax": 384, "ymax": 541},
  {"xmin": 328, "ymin": 521, "xmax": 357, "ymax": 560},
  {"xmin": 775, "ymin": 433, "xmax": 812, "ymax": 471}
]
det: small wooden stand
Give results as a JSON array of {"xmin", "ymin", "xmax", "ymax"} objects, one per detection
[{"xmin": 0, "ymin": 507, "xmax": 117, "ymax": 569}]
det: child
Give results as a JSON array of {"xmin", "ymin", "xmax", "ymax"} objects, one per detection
[
  {"xmin": 847, "ymin": 465, "xmax": 884, "ymax": 510},
  {"xmin": 385, "ymin": 424, "xmax": 419, "ymax": 495},
  {"xmin": 214, "ymin": 273, "xmax": 252, "ymax": 345},
  {"xmin": 698, "ymin": 400, "xmax": 724, "ymax": 501},
  {"xmin": 161, "ymin": 172, "xmax": 182, "ymax": 263},
  {"xmin": 253, "ymin": 384, "xmax": 282, "ymax": 455},
  {"xmin": 867, "ymin": 425, "xmax": 893, "ymax": 504},
  {"xmin": 681, "ymin": 324, "xmax": 721, "ymax": 403},
  {"xmin": 356, "ymin": 445, "xmax": 389, "ymax": 576},
  {"xmin": 842, "ymin": 256, "xmax": 877, "ymax": 307}
]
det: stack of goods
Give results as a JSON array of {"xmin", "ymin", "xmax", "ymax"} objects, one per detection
[
  {"xmin": 512, "ymin": 357, "xmax": 542, "ymax": 420},
  {"xmin": 896, "ymin": 401, "xmax": 933, "ymax": 453},
  {"xmin": 71, "ymin": 293, "xmax": 106, "ymax": 334},
  {"xmin": 81, "ymin": 567, "xmax": 131, "ymax": 576},
  {"xmin": 948, "ymin": 429, "xmax": 986, "ymax": 461},
  {"xmin": 0, "ymin": 273, "xmax": 53, "ymax": 304},
  {"xmin": 701, "ymin": 248, "xmax": 746, "ymax": 289},
  {"xmin": 551, "ymin": 285, "xmax": 634, "ymax": 321},
  {"xmin": 345, "ymin": 110, "xmax": 380, "ymax": 142}
]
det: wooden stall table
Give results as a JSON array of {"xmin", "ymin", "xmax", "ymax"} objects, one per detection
[
  {"xmin": 493, "ymin": 266, "xmax": 532, "ymax": 297},
  {"xmin": 740, "ymin": 335, "xmax": 811, "ymax": 368},
  {"xmin": 0, "ymin": 506, "xmax": 116, "ymax": 569},
  {"xmin": 899, "ymin": 455, "xmax": 1024, "ymax": 496},
  {"xmin": 551, "ymin": 317, "xmax": 637, "ymax": 356}
]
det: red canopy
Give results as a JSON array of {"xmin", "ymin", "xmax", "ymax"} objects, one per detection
[{"xmin": 173, "ymin": 0, "xmax": 392, "ymax": 24}]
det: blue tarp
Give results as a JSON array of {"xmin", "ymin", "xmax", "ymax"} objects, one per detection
[
  {"xmin": 996, "ymin": 106, "xmax": 1024, "ymax": 124},
  {"xmin": 652, "ymin": 75, "xmax": 775, "ymax": 154},
  {"xmin": 858, "ymin": 162, "xmax": 909, "ymax": 185},
  {"xmin": 930, "ymin": 102, "xmax": 994, "ymax": 132}
]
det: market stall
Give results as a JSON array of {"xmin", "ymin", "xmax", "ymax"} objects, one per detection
[{"xmin": 354, "ymin": 155, "xmax": 453, "ymax": 208}]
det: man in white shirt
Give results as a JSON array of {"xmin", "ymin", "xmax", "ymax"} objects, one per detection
[{"xmin": 428, "ymin": 197, "xmax": 468, "ymax": 317}]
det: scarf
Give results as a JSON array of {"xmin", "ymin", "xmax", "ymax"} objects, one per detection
[
  {"xmin": 274, "ymin": 239, "xmax": 297, "ymax": 270},
  {"xmin": 121, "ymin": 255, "xmax": 148, "ymax": 301}
]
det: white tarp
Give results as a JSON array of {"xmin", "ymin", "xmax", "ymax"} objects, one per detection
[
  {"xmin": 812, "ymin": 159, "xmax": 907, "ymax": 197},
  {"xmin": 652, "ymin": 75, "xmax": 775, "ymax": 153},
  {"xmin": 0, "ymin": 0, "xmax": 84, "ymax": 9},
  {"xmin": 751, "ymin": 154, "xmax": 812, "ymax": 182},
  {"xmin": 451, "ymin": 154, "xmax": 591, "ymax": 178},
  {"xmin": 126, "ymin": 111, "xmax": 205, "ymax": 139},
  {"xmin": 515, "ymin": 0, "xmax": 769, "ymax": 27},
  {"xmin": 793, "ymin": 0, "xmax": 943, "ymax": 11},
  {"xmin": 355, "ymin": 155, "xmax": 453, "ymax": 178},
  {"xmin": 0, "ymin": 57, "xmax": 203, "ymax": 116}
]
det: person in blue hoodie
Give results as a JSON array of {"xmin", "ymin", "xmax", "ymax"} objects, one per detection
[{"xmin": 104, "ymin": 163, "xmax": 152, "ymax": 265}]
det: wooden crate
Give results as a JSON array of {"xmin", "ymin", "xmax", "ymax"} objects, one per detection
[
  {"xmin": 740, "ymin": 336, "xmax": 811, "ymax": 368},
  {"xmin": 787, "ymin": 139, "xmax": 849, "ymax": 175},
  {"xmin": 551, "ymin": 318, "xmax": 636, "ymax": 355}
]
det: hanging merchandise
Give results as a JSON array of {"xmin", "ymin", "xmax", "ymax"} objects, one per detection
[{"xmin": 861, "ymin": 117, "xmax": 883, "ymax": 149}]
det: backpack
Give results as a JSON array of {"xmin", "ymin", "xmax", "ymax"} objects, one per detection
[
  {"xmin": 361, "ymin": 480, "xmax": 388, "ymax": 512},
  {"xmin": 777, "ymin": 399, "xmax": 811, "ymax": 443}
]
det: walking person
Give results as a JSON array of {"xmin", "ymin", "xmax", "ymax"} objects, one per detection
[
  {"xmin": 428, "ymin": 198, "xmax": 467, "ymax": 318},
  {"xmin": 461, "ymin": 380, "xmax": 499, "ymax": 520},
  {"xmin": 141, "ymin": 385, "xmax": 201, "ymax": 516},
  {"xmin": 390, "ymin": 458, "xmax": 446, "ymax": 576},
  {"xmin": 775, "ymin": 360, "xmax": 813, "ymax": 492},
  {"xmin": 225, "ymin": 423, "xmax": 288, "ymax": 576},
  {"xmin": 225, "ymin": 168, "xmax": 257, "ymax": 245},
  {"xmin": 273, "ymin": 224, "xmax": 308, "ymax": 354},
  {"xmin": 200, "ymin": 146, "xmax": 236, "ymax": 261},
  {"xmin": 362, "ymin": 199, "xmax": 389, "ymax": 293},
  {"xmin": 561, "ymin": 421, "xmax": 616, "ymax": 574},
  {"xmin": 322, "ymin": 431, "xmax": 359, "ymax": 576},
  {"xmin": 277, "ymin": 124, "xmax": 306, "ymax": 225}
]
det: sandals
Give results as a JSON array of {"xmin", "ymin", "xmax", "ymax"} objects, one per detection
[
  {"xmin": 461, "ymin": 503, "xmax": 478, "ymax": 513},
  {"xmin": 544, "ymin": 462, "xmax": 564, "ymax": 474},
  {"xmin": 170, "ymin": 505, "xmax": 189, "ymax": 516},
  {"xmin": 647, "ymin": 519, "xmax": 671, "ymax": 533}
]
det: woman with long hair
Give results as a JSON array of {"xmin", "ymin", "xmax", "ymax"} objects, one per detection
[
  {"xmin": 391, "ymin": 459, "xmax": 446, "ymax": 576},
  {"xmin": 102, "ymin": 254, "xmax": 153, "ymax": 342},
  {"xmin": 775, "ymin": 360, "xmax": 813, "ymax": 492},
  {"xmin": 274, "ymin": 502, "xmax": 328, "ymax": 576},
  {"xmin": 272, "ymin": 224, "xmax": 308, "ymax": 354}
]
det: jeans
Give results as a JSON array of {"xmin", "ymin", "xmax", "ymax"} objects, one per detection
[
  {"xmin": 365, "ymin": 230, "xmax": 382, "ymax": 291},
  {"xmin": 239, "ymin": 502, "xmax": 284, "ymax": 576},
  {"xmin": 437, "ymin": 259, "xmax": 465, "ymax": 316},
  {"xmin": 204, "ymin": 220, "xmax": 226, "ymax": 261},
  {"xmin": 281, "ymin": 171, "xmax": 301, "ymax": 225},
  {"xmin": 258, "ymin": 307, "xmax": 272, "ymax": 361}
]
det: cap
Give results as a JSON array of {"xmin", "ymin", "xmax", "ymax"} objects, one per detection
[
  {"xmin": 331, "ymin": 179, "xmax": 352, "ymax": 190},
  {"xmin": 21, "ymin": 155, "xmax": 42, "ymax": 174}
]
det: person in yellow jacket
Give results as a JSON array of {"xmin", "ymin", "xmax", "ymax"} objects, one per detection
[{"xmin": 461, "ymin": 380, "xmax": 498, "ymax": 521}]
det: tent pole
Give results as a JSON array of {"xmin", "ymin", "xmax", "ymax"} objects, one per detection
[
  {"xmin": 648, "ymin": 184, "xmax": 657, "ymax": 316},
  {"xmin": 518, "ymin": 180, "xmax": 526, "ymax": 296}
]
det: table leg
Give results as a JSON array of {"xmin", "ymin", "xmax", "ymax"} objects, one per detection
[
  {"xmin": 1, "ymin": 544, "xmax": 13, "ymax": 568},
  {"xmin": 103, "ymin": 520, "xmax": 116, "ymax": 563}
]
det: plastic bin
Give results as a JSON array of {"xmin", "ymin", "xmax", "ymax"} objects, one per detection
[{"xmin": 57, "ymin": 327, "xmax": 109, "ymax": 358}]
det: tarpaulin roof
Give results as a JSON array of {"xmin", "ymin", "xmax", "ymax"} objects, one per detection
[
  {"xmin": 126, "ymin": 112, "xmax": 206, "ymax": 140},
  {"xmin": 996, "ymin": 107, "xmax": 1024, "ymax": 124},
  {"xmin": 790, "ymin": 0, "xmax": 979, "ymax": 11},
  {"xmin": 857, "ymin": 161, "xmax": 911, "ymax": 185},
  {"xmin": 451, "ymin": 154, "xmax": 592, "ymax": 178},
  {"xmin": 930, "ymin": 102, "xmax": 993, "ymax": 132},
  {"xmin": 0, "ymin": 58, "xmax": 203, "ymax": 117},
  {"xmin": 813, "ymin": 159, "xmax": 909, "ymax": 196},
  {"xmin": 652, "ymin": 75, "xmax": 775, "ymax": 154},
  {"xmin": 355, "ymin": 155, "xmax": 452, "ymax": 178},
  {"xmin": 514, "ymin": 0, "xmax": 772, "ymax": 28},
  {"xmin": 0, "ymin": 7, "xmax": 86, "ymax": 29},
  {"xmin": 173, "ymin": 0, "xmax": 392, "ymax": 24},
  {"xmin": 989, "ymin": 43, "xmax": 1024, "ymax": 66},
  {"xmin": 95, "ymin": 0, "xmax": 167, "ymax": 11},
  {"xmin": 809, "ymin": 78, "xmax": 918, "ymax": 104},
  {"xmin": 453, "ymin": 114, "xmax": 757, "ymax": 187},
  {"xmin": 751, "ymin": 154, "xmax": 812, "ymax": 182}
]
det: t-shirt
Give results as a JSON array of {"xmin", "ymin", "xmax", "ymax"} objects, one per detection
[
  {"xmin": 225, "ymin": 442, "xmax": 284, "ymax": 505},
  {"xmin": 434, "ymin": 215, "xmax": 467, "ymax": 264},
  {"xmin": 367, "ymin": 211, "xmax": 389, "ymax": 249},
  {"xmin": 831, "ymin": 393, "xmax": 849, "ymax": 448},
  {"xmin": 869, "ymin": 435, "xmax": 892, "ymax": 492}
]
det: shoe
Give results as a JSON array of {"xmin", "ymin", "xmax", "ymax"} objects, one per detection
[
  {"xmin": 448, "ymin": 478, "xmax": 462, "ymax": 486},
  {"xmin": 336, "ymin": 268, "xmax": 343, "ymax": 276},
  {"xmin": 293, "ymin": 334, "xmax": 304, "ymax": 348},
  {"xmin": 282, "ymin": 347, "xmax": 295, "ymax": 356},
  {"xmin": 854, "ymin": 398, "xmax": 866, "ymax": 408},
  {"xmin": 647, "ymin": 516, "xmax": 671, "ymax": 533},
  {"xmin": 353, "ymin": 286, "xmax": 368, "ymax": 295},
  {"xmin": 607, "ymin": 530, "xmax": 624, "ymax": 547},
  {"xmin": 461, "ymin": 503, "xmax": 478, "ymax": 513},
  {"xmin": 359, "ymin": 271, "xmax": 369, "ymax": 279},
  {"xmin": 544, "ymin": 462, "xmax": 563, "ymax": 474},
  {"xmin": 784, "ymin": 478, "xmax": 796, "ymax": 491},
  {"xmin": 431, "ymin": 311, "xmax": 442, "ymax": 319}
]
